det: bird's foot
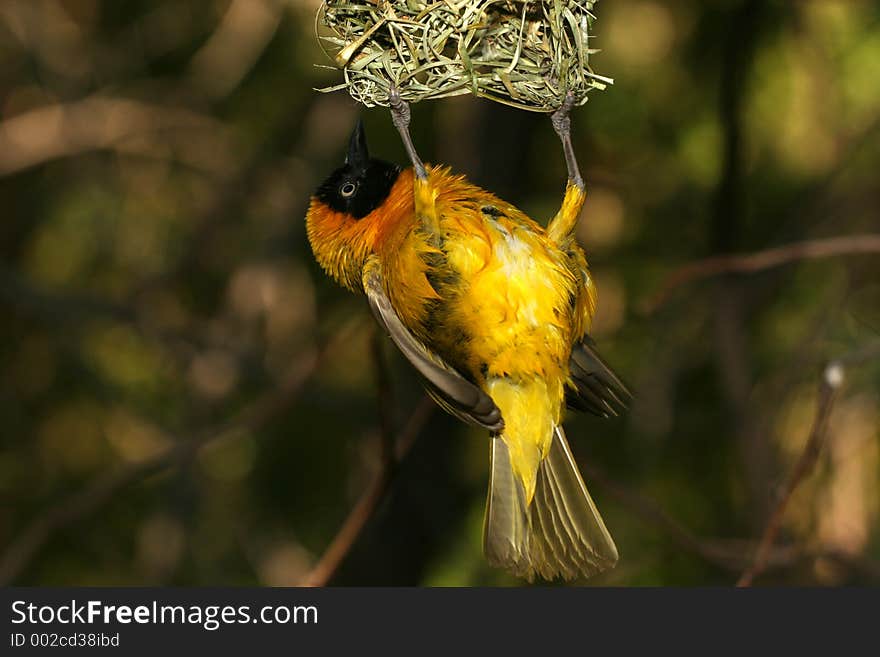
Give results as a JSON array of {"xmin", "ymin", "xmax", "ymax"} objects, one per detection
[
  {"xmin": 551, "ymin": 92, "xmax": 583, "ymax": 191},
  {"xmin": 389, "ymin": 86, "xmax": 427, "ymax": 181}
]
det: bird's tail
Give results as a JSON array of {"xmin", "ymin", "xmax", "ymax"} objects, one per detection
[{"xmin": 483, "ymin": 425, "xmax": 618, "ymax": 581}]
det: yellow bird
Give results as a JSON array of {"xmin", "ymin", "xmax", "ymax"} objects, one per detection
[{"xmin": 305, "ymin": 96, "xmax": 629, "ymax": 580}]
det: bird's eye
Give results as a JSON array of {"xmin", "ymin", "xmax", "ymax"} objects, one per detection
[{"xmin": 340, "ymin": 182, "xmax": 357, "ymax": 198}]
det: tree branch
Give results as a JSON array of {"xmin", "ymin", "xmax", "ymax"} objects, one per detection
[
  {"xmin": 0, "ymin": 318, "xmax": 364, "ymax": 585},
  {"xmin": 645, "ymin": 234, "xmax": 880, "ymax": 313},
  {"xmin": 0, "ymin": 95, "xmax": 229, "ymax": 177},
  {"xmin": 300, "ymin": 396, "xmax": 435, "ymax": 587},
  {"xmin": 186, "ymin": 0, "xmax": 282, "ymax": 100},
  {"xmin": 372, "ymin": 329, "xmax": 396, "ymax": 472},
  {"xmin": 581, "ymin": 460, "xmax": 741, "ymax": 570},
  {"xmin": 581, "ymin": 457, "xmax": 880, "ymax": 581},
  {"xmin": 736, "ymin": 362, "xmax": 843, "ymax": 586},
  {"xmin": 0, "ymin": 266, "xmax": 255, "ymax": 364}
]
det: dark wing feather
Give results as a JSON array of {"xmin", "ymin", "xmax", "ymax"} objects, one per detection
[
  {"xmin": 363, "ymin": 257, "xmax": 504, "ymax": 432},
  {"xmin": 567, "ymin": 336, "xmax": 632, "ymax": 418}
]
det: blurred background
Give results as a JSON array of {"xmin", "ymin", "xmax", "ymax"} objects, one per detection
[{"xmin": 1, "ymin": 0, "xmax": 878, "ymax": 586}]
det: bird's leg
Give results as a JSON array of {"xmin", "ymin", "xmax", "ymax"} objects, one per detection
[
  {"xmin": 551, "ymin": 91, "xmax": 584, "ymax": 191},
  {"xmin": 546, "ymin": 92, "xmax": 586, "ymax": 244},
  {"xmin": 389, "ymin": 87, "xmax": 427, "ymax": 181}
]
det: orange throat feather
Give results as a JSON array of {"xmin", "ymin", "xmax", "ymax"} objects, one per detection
[{"xmin": 305, "ymin": 169, "xmax": 414, "ymax": 292}]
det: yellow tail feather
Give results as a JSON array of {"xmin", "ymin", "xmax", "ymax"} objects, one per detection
[{"xmin": 483, "ymin": 427, "xmax": 618, "ymax": 581}]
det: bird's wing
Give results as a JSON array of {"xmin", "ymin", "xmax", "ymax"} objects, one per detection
[
  {"xmin": 363, "ymin": 256, "xmax": 504, "ymax": 432},
  {"xmin": 566, "ymin": 336, "xmax": 631, "ymax": 418}
]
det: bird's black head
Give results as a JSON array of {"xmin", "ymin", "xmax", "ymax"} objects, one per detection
[{"xmin": 314, "ymin": 119, "xmax": 401, "ymax": 219}]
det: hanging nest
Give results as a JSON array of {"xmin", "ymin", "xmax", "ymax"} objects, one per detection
[{"xmin": 315, "ymin": 0, "xmax": 612, "ymax": 113}]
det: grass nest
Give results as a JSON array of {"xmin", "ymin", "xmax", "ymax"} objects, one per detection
[{"xmin": 316, "ymin": 0, "xmax": 612, "ymax": 113}]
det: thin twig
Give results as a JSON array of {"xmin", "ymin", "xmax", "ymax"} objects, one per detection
[
  {"xmin": 645, "ymin": 234, "xmax": 880, "ymax": 313},
  {"xmin": 0, "ymin": 318, "xmax": 364, "ymax": 585},
  {"xmin": 0, "ymin": 95, "xmax": 228, "ymax": 177},
  {"xmin": 300, "ymin": 395, "xmax": 435, "ymax": 587},
  {"xmin": 580, "ymin": 460, "xmax": 748, "ymax": 571},
  {"xmin": 186, "ymin": 0, "xmax": 282, "ymax": 100},
  {"xmin": 736, "ymin": 363, "xmax": 843, "ymax": 586},
  {"xmin": 835, "ymin": 340, "xmax": 880, "ymax": 368},
  {"xmin": 581, "ymin": 458, "xmax": 880, "ymax": 580},
  {"xmin": 372, "ymin": 329, "xmax": 396, "ymax": 471},
  {"xmin": 125, "ymin": 91, "xmax": 336, "ymax": 304},
  {"xmin": 0, "ymin": 266, "xmax": 258, "ymax": 366}
]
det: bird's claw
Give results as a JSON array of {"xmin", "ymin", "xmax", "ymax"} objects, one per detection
[
  {"xmin": 551, "ymin": 91, "xmax": 576, "ymax": 140},
  {"xmin": 388, "ymin": 86, "xmax": 410, "ymax": 128}
]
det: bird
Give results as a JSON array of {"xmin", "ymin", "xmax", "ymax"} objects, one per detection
[{"xmin": 304, "ymin": 95, "xmax": 630, "ymax": 581}]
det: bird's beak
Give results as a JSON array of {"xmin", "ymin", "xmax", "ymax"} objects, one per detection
[{"xmin": 345, "ymin": 118, "xmax": 369, "ymax": 170}]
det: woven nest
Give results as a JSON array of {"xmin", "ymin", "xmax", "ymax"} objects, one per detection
[{"xmin": 316, "ymin": 0, "xmax": 612, "ymax": 113}]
